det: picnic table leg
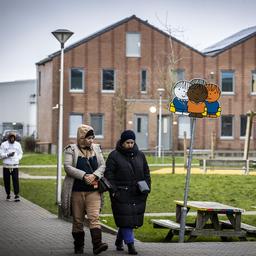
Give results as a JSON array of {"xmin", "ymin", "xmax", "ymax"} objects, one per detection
[
  {"xmin": 164, "ymin": 230, "xmax": 174, "ymax": 241},
  {"xmin": 176, "ymin": 205, "xmax": 190, "ymax": 223}
]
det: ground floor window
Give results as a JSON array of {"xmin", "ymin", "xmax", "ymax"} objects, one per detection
[
  {"xmin": 90, "ymin": 114, "xmax": 104, "ymax": 138},
  {"xmin": 221, "ymin": 115, "xmax": 233, "ymax": 138},
  {"xmin": 178, "ymin": 116, "xmax": 191, "ymax": 139},
  {"xmin": 69, "ymin": 114, "xmax": 83, "ymax": 138}
]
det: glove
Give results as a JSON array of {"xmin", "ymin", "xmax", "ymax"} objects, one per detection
[{"xmin": 8, "ymin": 152, "xmax": 15, "ymax": 157}]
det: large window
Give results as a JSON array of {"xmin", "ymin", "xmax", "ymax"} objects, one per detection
[
  {"xmin": 221, "ymin": 71, "xmax": 234, "ymax": 93},
  {"xmin": 240, "ymin": 115, "xmax": 247, "ymax": 137},
  {"xmin": 140, "ymin": 70, "xmax": 147, "ymax": 92},
  {"xmin": 90, "ymin": 114, "xmax": 104, "ymax": 138},
  {"xmin": 251, "ymin": 71, "xmax": 256, "ymax": 94},
  {"xmin": 126, "ymin": 32, "xmax": 141, "ymax": 57},
  {"xmin": 178, "ymin": 116, "xmax": 191, "ymax": 139},
  {"xmin": 69, "ymin": 114, "xmax": 83, "ymax": 138},
  {"xmin": 70, "ymin": 68, "xmax": 84, "ymax": 92},
  {"xmin": 221, "ymin": 115, "xmax": 233, "ymax": 137},
  {"xmin": 102, "ymin": 69, "xmax": 115, "ymax": 91}
]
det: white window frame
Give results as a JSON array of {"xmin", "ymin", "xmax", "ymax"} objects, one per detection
[
  {"xmin": 101, "ymin": 69, "xmax": 115, "ymax": 93},
  {"xmin": 220, "ymin": 70, "xmax": 235, "ymax": 95},
  {"xmin": 126, "ymin": 32, "xmax": 141, "ymax": 57},
  {"xmin": 69, "ymin": 68, "xmax": 85, "ymax": 92},
  {"xmin": 69, "ymin": 114, "xmax": 83, "ymax": 138},
  {"xmin": 220, "ymin": 115, "xmax": 234, "ymax": 139},
  {"xmin": 90, "ymin": 114, "xmax": 104, "ymax": 139}
]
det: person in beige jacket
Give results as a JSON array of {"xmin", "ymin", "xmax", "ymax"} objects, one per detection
[{"xmin": 61, "ymin": 124, "xmax": 108, "ymax": 255}]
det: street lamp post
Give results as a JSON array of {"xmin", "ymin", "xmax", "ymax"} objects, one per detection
[
  {"xmin": 157, "ymin": 88, "xmax": 165, "ymax": 158},
  {"xmin": 52, "ymin": 29, "xmax": 73, "ymax": 206}
]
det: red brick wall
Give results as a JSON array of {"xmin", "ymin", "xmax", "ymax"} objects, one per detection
[{"xmin": 37, "ymin": 17, "xmax": 256, "ymax": 152}]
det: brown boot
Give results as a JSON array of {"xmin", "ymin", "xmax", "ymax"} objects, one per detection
[
  {"xmin": 72, "ymin": 231, "xmax": 85, "ymax": 254},
  {"xmin": 90, "ymin": 228, "xmax": 108, "ymax": 255}
]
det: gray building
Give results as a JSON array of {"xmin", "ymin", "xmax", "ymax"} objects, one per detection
[{"xmin": 0, "ymin": 79, "xmax": 37, "ymax": 138}]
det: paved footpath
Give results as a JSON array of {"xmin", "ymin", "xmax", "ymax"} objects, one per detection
[{"xmin": 1, "ymin": 187, "xmax": 256, "ymax": 256}]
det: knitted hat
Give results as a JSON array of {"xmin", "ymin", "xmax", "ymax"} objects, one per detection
[{"xmin": 120, "ymin": 130, "xmax": 136, "ymax": 143}]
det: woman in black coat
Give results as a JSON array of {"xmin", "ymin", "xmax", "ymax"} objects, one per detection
[{"xmin": 105, "ymin": 130, "xmax": 151, "ymax": 255}]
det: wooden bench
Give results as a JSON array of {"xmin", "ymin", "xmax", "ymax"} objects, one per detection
[
  {"xmin": 199, "ymin": 159, "xmax": 251, "ymax": 174},
  {"xmin": 220, "ymin": 220, "xmax": 256, "ymax": 237},
  {"xmin": 150, "ymin": 219, "xmax": 193, "ymax": 241}
]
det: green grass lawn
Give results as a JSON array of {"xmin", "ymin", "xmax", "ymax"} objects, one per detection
[
  {"xmin": 1, "ymin": 153, "xmax": 194, "ymax": 166},
  {"xmin": 1, "ymin": 173, "xmax": 256, "ymax": 242},
  {"xmin": 19, "ymin": 167, "xmax": 65, "ymax": 176}
]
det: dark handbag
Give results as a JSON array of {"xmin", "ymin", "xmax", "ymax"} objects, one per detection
[
  {"xmin": 98, "ymin": 176, "xmax": 112, "ymax": 193},
  {"xmin": 137, "ymin": 180, "xmax": 150, "ymax": 194}
]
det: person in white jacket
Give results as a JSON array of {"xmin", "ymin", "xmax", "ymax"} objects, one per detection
[{"xmin": 0, "ymin": 132, "xmax": 23, "ymax": 201}]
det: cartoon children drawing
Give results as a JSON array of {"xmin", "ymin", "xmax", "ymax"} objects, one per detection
[
  {"xmin": 187, "ymin": 79, "xmax": 208, "ymax": 118},
  {"xmin": 205, "ymin": 83, "xmax": 221, "ymax": 117},
  {"xmin": 169, "ymin": 80, "xmax": 191, "ymax": 115}
]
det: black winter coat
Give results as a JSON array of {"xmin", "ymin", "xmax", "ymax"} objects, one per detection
[{"xmin": 105, "ymin": 141, "xmax": 151, "ymax": 228}]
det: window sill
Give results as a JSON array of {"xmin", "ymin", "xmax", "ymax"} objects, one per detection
[
  {"xmin": 220, "ymin": 136, "xmax": 234, "ymax": 140},
  {"xmin": 101, "ymin": 90, "xmax": 115, "ymax": 93},
  {"xmin": 221, "ymin": 92, "xmax": 235, "ymax": 96},
  {"xmin": 69, "ymin": 90, "xmax": 84, "ymax": 93},
  {"xmin": 95, "ymin": 135, "xmax": 104, "ymax": 139}
]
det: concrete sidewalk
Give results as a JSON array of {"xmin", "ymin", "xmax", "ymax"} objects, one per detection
[{"xmin": 1, "ymin": 187, "xmax": 256, "ymax": 256}]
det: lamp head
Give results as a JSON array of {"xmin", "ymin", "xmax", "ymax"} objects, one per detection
[{"xmin": 52, "ymin": 29, "xmax": 73, "ymax": 45}]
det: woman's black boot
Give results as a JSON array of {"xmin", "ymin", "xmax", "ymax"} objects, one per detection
[
  {"xmin": 90, "ymin": 228, "xmax": 108, "ymax": 255},
  {"xmin": 72, "ymin": 231, "xmax": 85, "ymax": 254},
  {"xmin": 115, "ymin": 238, "xmax": 124, "ymax": 251},
  {"xmin": 127, "ymin": 242, "xmax": 138, "ymax": 255}
]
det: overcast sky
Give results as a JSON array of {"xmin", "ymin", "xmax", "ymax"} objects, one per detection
[{"xmin": 0, "ymin": 0, "xmax": 255, "ymax": 82}]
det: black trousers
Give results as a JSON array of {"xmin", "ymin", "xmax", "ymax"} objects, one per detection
[{"xmin": 3, "ymin": 168, "xmax": 19, "ymax": 195}]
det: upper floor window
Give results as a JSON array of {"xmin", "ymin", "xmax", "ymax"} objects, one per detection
[
  {"xmin": 221, "ymin": 115, "xmax": 233, "ymax": 138},
  {"xmin": 251, "ymin": 71, "xmax": 256, "ymax": 94},
  {"xmin": 70, "ymin": 68, "xmax": 84, "ymax": 92},
  {"xmin": 102, "ymin": 69, "xmax": 115, "ymax": 91},
  {"xmin": 90, "ymin": 114, "xmax": 104, "ymax": 138},
  {"xmin": 240, "ymin": 115, "xmax": 247, "ymax": 137},
  {"xmin": 126, "ymin": 32, "xmax": 141, "ymax": 57},
  {"xmin": 69, "ymin": 114, "xmax": 83, "ymax": 138},
  {"xmin": 140, "ymin": 70, "xmax": 147, "ymax": 92},
  {"xmin": 221, "ymin": 71, "xmax": 234, "ymax": 94}
]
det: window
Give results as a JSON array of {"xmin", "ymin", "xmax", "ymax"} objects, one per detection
[
  {"xmin": 140, "ymin": 70, "xmax": 147, "ymax": 92},
  {"xmin": 221, "ymin": 115, "xmax": 233, "ymax": 137},
  {"xmin": 126, "ymin": 32, "xmax": 141, "ymax": 57},
  {"xmin": 137, "ymin": 117, "xmax": 141, "ymax": 133},
  {"xmin": 102, "ymin": 69, "xmax": 115, "ymax": 91},
  {"xmin": 240, "ymin": 115, "xmax": 247, "ymax": 137},
  {"xmin": 221, "ymin": 71, "xmax": 234, "ymax": 93},
  {"xmin": 175, "ymin": 69, "xmax": 185, "ymax": 81},
  {"xmin": 69, "ymin": 114, "xmax": 83, "ymax": 138},
  {"xmin": 70, "ymin": 68, "xmax": 84, "ymax": 91},
  {"xmin": 90, "ymin": 114, "xmax": 104, "ymax": 137},
  {"xmin": 251, "ymin": 71, "xmax": 256, "ymax": 94},
  {"xmin": 178, "ymin": 116, "xmax": 191, "ymax": 139}
]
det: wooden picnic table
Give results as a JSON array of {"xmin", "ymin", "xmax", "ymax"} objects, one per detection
[
  {"xmin": 175, "ymin": 200, "xmax": 246, "ymax": 241},
  {"xmin": 151, "ymin": 200, "xmax": 256, "ymax": 241}
]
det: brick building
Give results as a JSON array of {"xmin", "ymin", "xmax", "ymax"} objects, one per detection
[{"xmin": 36, "ymin": 15, "xmax": 256, "ymax": 152}]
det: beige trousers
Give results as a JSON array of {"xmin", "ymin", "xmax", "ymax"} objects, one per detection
[{"xmin": 72, "ymin": 191, "xmax": 101, "ymax": 232}]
